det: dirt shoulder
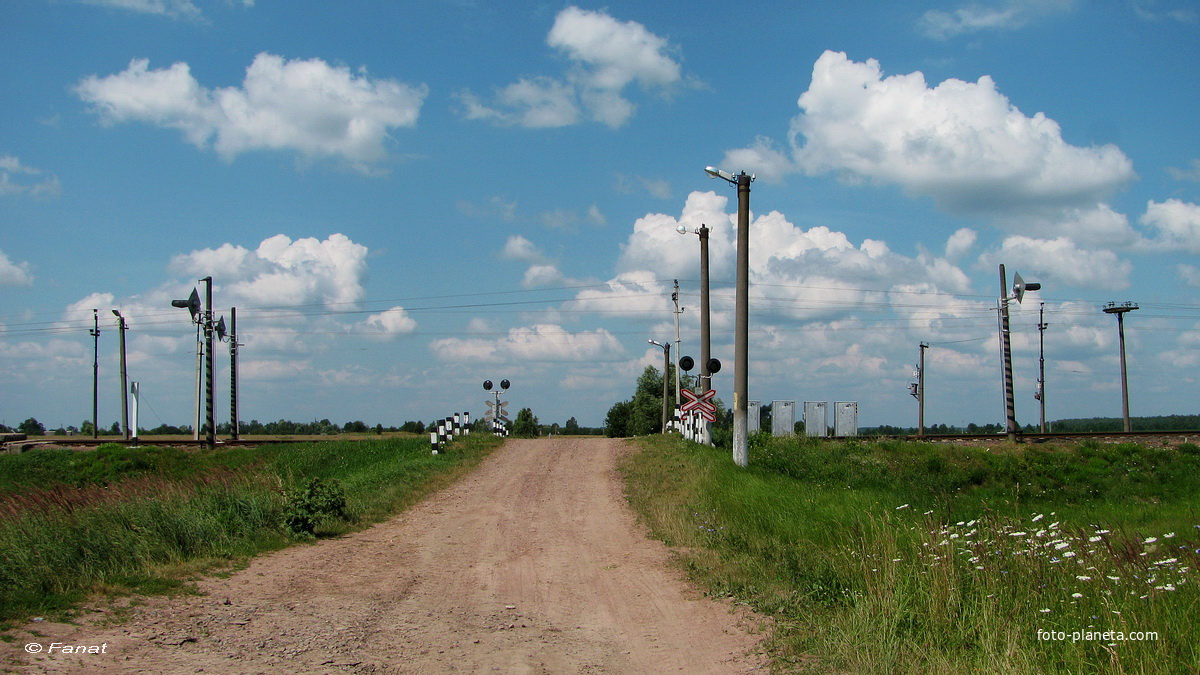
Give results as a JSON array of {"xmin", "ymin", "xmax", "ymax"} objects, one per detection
[{"xmin": 11, "ymin": 437, "xmax": 766, "ymax": 673}]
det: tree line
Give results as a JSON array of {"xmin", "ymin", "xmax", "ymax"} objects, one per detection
[{"xmin": 1, "ymin": 413, "xmax": 604, "ymax": 438}]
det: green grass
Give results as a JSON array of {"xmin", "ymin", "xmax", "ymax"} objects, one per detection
[
  {"xmin": 620, "ymin": 433, "xmax": 1200, "ymax": 673},
  {"xmin": 0, "ymin": 434, "xmax": 500, "ymax": 626}
]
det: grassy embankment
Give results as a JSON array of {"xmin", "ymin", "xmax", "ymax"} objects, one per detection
[
  {"xmin": 0, "ymin": 433, "xmax": 501, "ymax": 627},
  {"xmin": 621, "ymin": 434, "xmax": 1200, "ymax": 673}
]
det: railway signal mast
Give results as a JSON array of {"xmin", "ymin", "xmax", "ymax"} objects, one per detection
[{"xmin": 997, "ymin": 265, "xmax": 1041, "ymax": 443}]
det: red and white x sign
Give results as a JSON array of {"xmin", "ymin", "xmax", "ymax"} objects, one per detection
[{"xmin": 680, "ymin": 388, "xmax": 717, "ymax": 421}]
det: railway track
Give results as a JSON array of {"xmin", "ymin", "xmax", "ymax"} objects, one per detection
[{"xmin": 2, "ymin": 435, "xmax": 370, "ymax": 453}]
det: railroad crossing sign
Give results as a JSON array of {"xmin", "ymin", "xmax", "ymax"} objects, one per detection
[
  {"xmin": 485, "ymin": 399, "xmax": 509, "ymax": 423},
  {"xmin": 680, "ymin": 388, "xmax": 717, "ymax": 422}
]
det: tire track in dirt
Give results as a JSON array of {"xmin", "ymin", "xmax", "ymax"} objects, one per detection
[{"xmin": 13, "ymin": 437, "xmax": 766, "ymax": 673}]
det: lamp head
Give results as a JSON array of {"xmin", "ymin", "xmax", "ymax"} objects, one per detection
[
  {"xmin": 705, "ymin": 166, "xmax": 736, "ymax": 182},
  {"xmin": 676, "ymin": 224, "xmax": 687, "ymax": 235},
  {"xmin": 171, "ymin": 288, "xmax": 202, "ymax": 321},
  {"xmin": 1012, "ymin": 272, "xmax": 1041, "ymax": 304}
]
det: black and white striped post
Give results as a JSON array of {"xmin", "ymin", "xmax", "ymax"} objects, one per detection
[{"xmin": 997, "ymin": 264, "xmax": 1040, "ymax": 443}]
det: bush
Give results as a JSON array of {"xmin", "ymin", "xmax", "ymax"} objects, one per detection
[{"xmin": 283, "ymin": 477, "xmax": 349, "ymax": 534}]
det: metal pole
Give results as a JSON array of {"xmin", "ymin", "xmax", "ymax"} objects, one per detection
[
  {"xmin": 732, "ymin": 173, "xmax": 751, "ymax": 467},
  {"xmin": 193, "ymin": 321, "xmax": 202, "ymax": 441},
  {"xmin": 918, "ymin": 342, "xmax": 927, "ymax": 438},
  {"xmin": 998, "ymin": 264, "xmax": 1017, "ymax": 443},
  {"xmin": 672, "ymin": 280, "xmax": 682, "ymax": 409},
  {"xmin": 661, "ymin": 344, "xmax": 670, "ymax": 432},
  {"xmin": 230, "ymin": 307, "xmax": 240, "ymax": 440},
  {"xmin": 1038, "ymin": 303, "xmax": 1047, "ymax": 433},
  {"xmin": 91, "ymin": 309, "xmax": 100, "ymax": 439},
  {"xmin": 698, "ymin": 224, "xmax": 712, "ymax": 446},
  {"xmin": 202, "ymin": 276, "xmax": 215, "ymax": 448}
]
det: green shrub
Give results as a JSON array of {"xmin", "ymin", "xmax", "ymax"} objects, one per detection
[{"xmin": 283, "ymin": 477, "xmax": 349, "ymax": 535}]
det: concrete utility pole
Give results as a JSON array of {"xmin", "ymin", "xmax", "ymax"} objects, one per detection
[
  {"xmin": 918, "ymin": 342, "xmax": 928, "ymax": 438},
  {"xmin": 112, "ymin": 310, "xmax": 129, "ymax": 440},
  {"xmin": 90, "ymin": 309, "xmax": 100, "ymax": 439},
  {"xmin": 1103, "ymin": 301, "xmax": 1139, "ymax": 432},
  {"xmin": 677, "ymin": 222, "xmax": 715, "ymax": 445},
  {"xmin": 649, "ymin": 340, "xmax": 671, "ymax": 432},
  {"xmin": 706, "ymin": 166, "xmax": 753, "ymax": 467}
]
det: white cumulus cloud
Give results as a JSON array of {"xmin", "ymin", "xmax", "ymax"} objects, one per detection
[
  {"xmin": 981, "ymin": 235, "xmax": 1131, "ymax": 290},
  {"xmin": 358, "ymin": 306, "xmax": 417, "ymax": 339},
  {"xmin": 170, "ymin": 233, "xmax": 369, "ymax": 308},
  {"xmin": 458, "ymin": 6, "xmax": 685, "ymax": 128},
  {"xmin": 724, "ymin": 51, "xmax": 1134, "ymax": 216},
  {"xmin": 0, "ymin": 249, "xmax": 34, "ymax": 286},
  {"xmin": 76, "ymin": 53, "xmax": 427, "ymax": 168},
  {"xmin": 1141, "ymin": 199, "xmax": 1200, "ymax": 253},
  {"xmin": 430, "ymin": 324, "xmax": 624, "ymax": 362}
]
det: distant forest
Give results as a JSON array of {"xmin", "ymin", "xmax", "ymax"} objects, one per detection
[
  {"xmin": 5, "ymin": 413, "xmax": 1194, "ymax": 439},
  {"xmin": 2, "ymin": 415, "xmax": 604, "ymax": 438}
]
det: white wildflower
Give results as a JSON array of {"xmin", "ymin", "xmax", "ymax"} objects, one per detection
[
  {"xmin": 1077, "ymin": 575, "xmax": 1092, "ymax": 581},
  {"xmin": 1144, "ymin": 536, "xmax": 1158, "ymax": 544},
  {"xmin": 895, "ymin": 504, "xmax": 910, "ymax": 510}
]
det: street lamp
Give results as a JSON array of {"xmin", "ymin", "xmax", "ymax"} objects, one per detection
[
  {"xmin": 1103, "ymin": 301, "xmax": 1139, "ymax": 432},
  {"xmin": 706, "ymin": 165, "xmax": 753, "ymax": 467},
  {"xmin": 649, "ymin": 339, "xmax": 671, "ymax": 432}
]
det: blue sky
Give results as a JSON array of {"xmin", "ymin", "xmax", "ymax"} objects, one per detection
[{"xmin": 2, "ymin": 0, "xmax": 1198, "ymax": 431}]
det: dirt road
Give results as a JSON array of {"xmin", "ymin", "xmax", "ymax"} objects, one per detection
[{"xmin": 14, "ymin": 437, "xmax": 765, "ymax": 673}]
